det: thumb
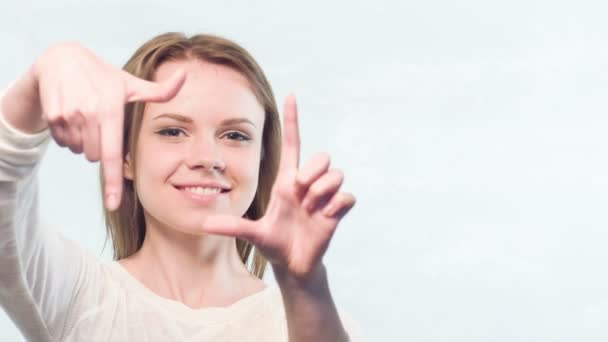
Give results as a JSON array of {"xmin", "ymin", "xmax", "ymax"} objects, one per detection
[
  {"xmin": 200, "ymin": 214, "xmax": 261, "ymax": 243},
  {"xmin": 124, "ymin": 68, "xmax": 187, "ymax": 103}
]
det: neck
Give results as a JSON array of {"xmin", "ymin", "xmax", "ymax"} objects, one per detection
[{"xmin": 120, "ymin": 217, "xmax": 265, "ymax": 309}]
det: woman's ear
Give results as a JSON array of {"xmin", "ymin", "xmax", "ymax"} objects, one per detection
[{"xmin": 124, "ymin": 153, "xmax": 134, "ymax": 180}]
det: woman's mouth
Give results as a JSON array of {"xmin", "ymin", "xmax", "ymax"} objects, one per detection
[
  {"xmin": 173, "ymin": 185, "xmax": 231, "ymax": 205},
  {"xmin": 181, "ymin": 186, "xmax": 228, "ymax": 195}
]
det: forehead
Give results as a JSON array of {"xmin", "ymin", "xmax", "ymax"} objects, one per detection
[{"xmin": 144, "ymin": 59, "xmax": 265, "ymax": 126}]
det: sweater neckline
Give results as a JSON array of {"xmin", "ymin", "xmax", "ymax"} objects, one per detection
[{"xmin": 105, "ymin": 260, "xmax": 276, "ymax": 320}]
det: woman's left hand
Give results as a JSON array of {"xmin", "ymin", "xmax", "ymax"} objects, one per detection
[{"xmin": 200, "ymin": 95, "xmax": 356, "ymax": 282}]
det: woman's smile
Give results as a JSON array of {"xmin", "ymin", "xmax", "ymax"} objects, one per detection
[{"xmin": 173, "ymin": 184, "xmax": 232, "ymax": 206}]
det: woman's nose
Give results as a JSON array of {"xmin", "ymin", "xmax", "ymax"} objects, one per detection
[{"xmin": 185, "ymin": 137, "xmax": 226, "ymax": 171}]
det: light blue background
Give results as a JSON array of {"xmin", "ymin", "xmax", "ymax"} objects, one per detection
[{"xmin": 2, "ymin": 1, "xmax": 608, "ymax": 341}]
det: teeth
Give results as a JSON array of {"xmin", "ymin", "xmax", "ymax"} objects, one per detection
[{"xmin": 184, "ymin": 187, "xmax": 222, "ymax": 195}]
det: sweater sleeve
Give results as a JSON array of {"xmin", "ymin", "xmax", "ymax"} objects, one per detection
[{"xmin": 0, "ymin": 89, "xmax": 88, "ymax": 342}]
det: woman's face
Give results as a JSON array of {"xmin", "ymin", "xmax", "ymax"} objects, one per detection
[{"xmin": 124, "ymin": 58, "xmax": 265, "ymax": 235}]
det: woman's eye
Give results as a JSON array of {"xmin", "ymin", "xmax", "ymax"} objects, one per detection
[
  {"xmin": 224, "ymin": 131, "xmax": 251, "ymax": 141},
  {"xmin": 157, "ymin": 128, "xmax": 186, "ymax": 137}
]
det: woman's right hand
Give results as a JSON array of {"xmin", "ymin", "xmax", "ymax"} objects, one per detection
[{"xmin": 29, "ymin": 42, "xmax": 185, "ymax": 210}]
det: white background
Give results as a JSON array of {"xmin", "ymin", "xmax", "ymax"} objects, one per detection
[{"xmin": 2, "ymin": 0, "xmax": 608, "ymax": 341}]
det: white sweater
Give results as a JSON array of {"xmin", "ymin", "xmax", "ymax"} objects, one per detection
[{"xmin": 0, "ymin": 91, "xmax": 358, "ymax": 341}]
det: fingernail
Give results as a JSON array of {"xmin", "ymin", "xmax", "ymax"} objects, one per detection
[{"xmin": 106, "ymin": 193, "xmax": 118, "ymax": 211}]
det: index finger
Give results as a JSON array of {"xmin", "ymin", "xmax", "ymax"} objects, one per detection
[
  {"xmin": 100, "ymin": 109, "xmax": 125, "ymax": 210},
  {"xmin": 279, "ymin": 94, "xmax": 301, "ymax": 172},
  {"xmin": 124, "ymin": 68, "xmax": 186, "ymax": 103}
]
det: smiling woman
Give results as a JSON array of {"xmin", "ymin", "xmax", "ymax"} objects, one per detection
[
  {"xmin": 109, "ymin": 38, "xmax": 276, "ymax": 282},
  {"xmin": 0, "ymin": 32, "xmax": 357, "ymax": 341}
]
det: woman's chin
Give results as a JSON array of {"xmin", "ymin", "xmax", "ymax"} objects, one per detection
[
  {"xmin": 145, "ymin": 207, "xmax": 248, "ymax": 237},
  {"xmin": 164, "ymin": 213, "xmax": 232, "ymax": 236}
]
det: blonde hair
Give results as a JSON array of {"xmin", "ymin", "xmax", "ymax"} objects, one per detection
[{"xmin": 101, "ymin": 32, "xmax": 281, "ymax": 278}]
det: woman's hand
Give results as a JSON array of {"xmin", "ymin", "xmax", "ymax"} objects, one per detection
[
  {"xmin": 200, "ymin": 95, "xmax": 356, "ymax": 283},
  {"xmin": 32, "ymin": 42, "xmax": 186, "ymax": 209}
]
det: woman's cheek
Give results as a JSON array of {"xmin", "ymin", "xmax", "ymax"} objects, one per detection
[
  {"xmin": 229, "ymin": 149, "xmax": 258, "ymax": 175},
  {"xmin": 227, "ymin": 147, "xmax": 261, "ymax": 198}
]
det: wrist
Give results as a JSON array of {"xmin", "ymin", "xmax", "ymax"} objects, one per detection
[
  {"xmin": 273, "ymin": 264, "xmax": 348, "ymax": 342},
  {"xmin": 273, "ymin": 263, "xmax": 329, "ymax": 293},
  {"xmin": 2, "ymin": 66, "xmax": 46, "ymax": 134}
]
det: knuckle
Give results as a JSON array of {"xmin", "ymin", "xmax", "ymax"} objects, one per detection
[
  {"xmin": 59, "ymin": 109, "xmax": 80, "ymax": 125},
  {"xmin": 308, "ymin": 183, "xmax": 323, "ymax": 197},
  {"xmin": 50, "ymin": 127, "xmax": 65, "ymax": 142},
  {"xmin": 83, "ymin": 145, "xmax": 99, "ymax": 161},
  {"xmin": 79, "ymin": 106, "xmax": 95, "ymax": 118},
  {"xmin": 82, "ymin": 104, "xmax": 104, "ymax": 120},
  {"xmin": 331, "ymin": 169, "xmax": 344, "ymax": 180},
  {"xmin": 85, "ymin": 113, "xmax": 101, "ymax": 127},
  {"xmin": 332, "ymin": 194, "xmax": 345, "ymax": 205},
  {"xmin": 295, "ymin": 172, "xmax": 309, "ymax": 186},
  {"xmin": 276, "ymin": 184, "xmax": 292, "ymax": 198},
  {"xmin": 85, "ymin": 110, "xmax": 106, "ymax": 124},
  {"xmin": 71, "ymin": 112, "xmax": 86, "ymax": 126},
  {"xmin": 69, "ymin": 145, "xmax": 83, "ymax": 154},
  {"xmin": 317, "ymin": 152, "xmax": 331, "ymax": 165},
  {"xmin": 62, "ymin": 107, "xmax": 79, "ymax": 118},
  {"xmin": 46, "ymin": 113, "xmax": 64, "ymax": 125},
  {"xmin": 80, "ymin": 113, "xmax": 97, "ymax": 127}
]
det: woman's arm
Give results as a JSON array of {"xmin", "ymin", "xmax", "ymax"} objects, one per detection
[
  {"xmin": 0, "ymin": 79, "xmax": 85, "ymax": 341},
  {"xmin": 197, "ymin": 96, "xmax": 357, "ymax": 341},
  {"xmin": 275, "ymin": 265, "xmax": 349, "ymax": 342},
  {"xmin": 0, "ymin": 44, "xmax": 186, "ymax": 340},
  {"xmin": 1, "ymin": 67, "xmax": 47, "ymax": 134}
]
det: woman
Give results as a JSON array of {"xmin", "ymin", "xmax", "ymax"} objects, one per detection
[{"xmin": 0, "ymin": 33, "xmax": 357, "ymax": 341}]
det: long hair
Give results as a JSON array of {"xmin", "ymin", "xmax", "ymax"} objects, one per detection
[{"xmin": 101, "ymin": 32, "xmax": 281, "ymax": 278}]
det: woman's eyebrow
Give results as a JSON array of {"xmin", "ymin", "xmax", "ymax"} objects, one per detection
[
  {"xmin": 153, "ymin": 113, "xmax": 257, "ymax": 128},
  {"xmin": 219, "ymin": 118, "xmax": 257, "ymax": 128},
  {"xmin": 153, "ymin": 113, "xmax": 193, "ymax": 123}
]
